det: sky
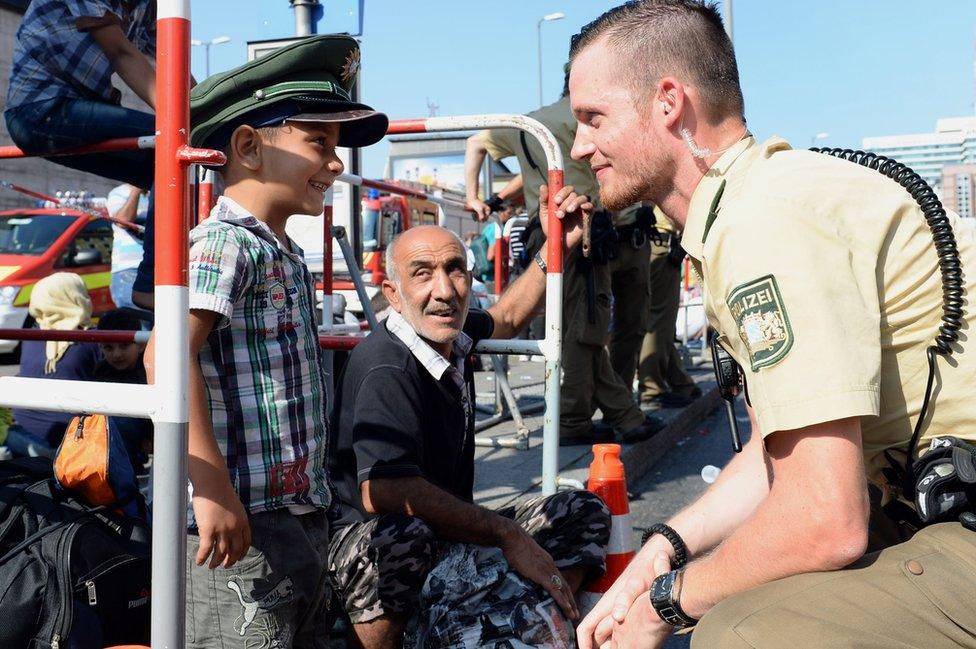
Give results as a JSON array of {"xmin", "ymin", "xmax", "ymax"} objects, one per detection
[{"xmin": 189, "ymin": 0, "xmax": 976, "ymax": 179}]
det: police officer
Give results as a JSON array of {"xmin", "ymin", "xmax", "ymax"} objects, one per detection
[
  {"xmin": 638, "ymin": 207, "xmax": 701, "ymax": 408},
  {"xmin": 465, "ymin": 63, "xmax": 662, "ymax": 445},
  {"xmin": 606, "ymin": 203, "xmax": 651, "ymax": 389},
  {"xmin": 569, "ymin": 2, "xmax": 976, "ymax": 649}
]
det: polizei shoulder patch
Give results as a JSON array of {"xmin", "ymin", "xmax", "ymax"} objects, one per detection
[{"xmin": 726, "ymin": 275, "xmax": 793, "ymax": 370}]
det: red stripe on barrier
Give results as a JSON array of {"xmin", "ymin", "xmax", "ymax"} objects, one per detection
[
  {"xmin": 0, "ymin": 137, "xmax": 149, "ymax": 160},
  {"xmin": 0, "ymin": 329, "xmax": 141, "ymax": 343},
  {"xmin": 319, "ymin": 336, "xmax": 363, "ymax": 350},
  {"xmin": 386, "ymin": 119, "xmax": 429, "ymax": 135},
  {"xmin": 323, "ymin": 205, "xmax": 334, "ymax": 297},
  {"xmin": 198, "ymin": 180, "xmax": 213, "ymax": 223},
  {"xmin": 358, "ymin": 177, "xmax": 430, "ymax": 199},
  {"xmin": 546, "ymin": 169, "xmax": 564, "ymax": 273},
  {"xmin": 154, "ymin": 16, "xmax": 191, "ymax": 288}
]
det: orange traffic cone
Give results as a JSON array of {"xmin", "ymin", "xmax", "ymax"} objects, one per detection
[{"xmin": 578, "ymin": 443, "xmax": 634, "ymax": 616}]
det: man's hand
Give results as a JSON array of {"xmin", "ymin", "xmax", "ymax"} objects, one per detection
[
  {"xmin": 191, "ymin": 474, "xmax": 251, "ymax": 569},
  {"xmin": 538, "ymin": 184, "xmax": 591, "ymax": 250},
  {"xmin": 499, "ymin": 521, "xmax": 579, "ymax": 621},
  {"xmin": 465, "ymin": 197, "xmax": 492, "ymax": 222},
  {"xmin": 610, "ymin": 552, "xmax": 675, "ymax": 649},
  {"xmin": 577, "ymin": 535, "xmax": 674, "ymax": 649}
]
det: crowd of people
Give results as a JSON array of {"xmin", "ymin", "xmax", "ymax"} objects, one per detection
[{"xmin": 3, "ymin": 1, "xmax": 976, "ymax": 649}]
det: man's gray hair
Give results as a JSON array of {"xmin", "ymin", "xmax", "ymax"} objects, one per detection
[
  {"xmin": 384, "ymin": 227, "xmax": 468, "ymax": 287},
  {"xmin": 569, "ymin": 0, "xmax": 744, "ymax": 123}
]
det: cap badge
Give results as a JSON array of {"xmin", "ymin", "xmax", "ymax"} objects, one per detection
[{"xmin": 341, "ymin": 48, "xmax": 361, "ymax": 83}]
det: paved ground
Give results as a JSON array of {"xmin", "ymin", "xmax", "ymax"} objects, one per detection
[{"xmin": 471, "ymin": 353, "xmax": 719, "ymax": 510}]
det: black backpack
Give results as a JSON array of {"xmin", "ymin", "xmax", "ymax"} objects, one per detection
[{"xmin": 0, "ymin": 457, "xmax": 151, "ymax": 649}]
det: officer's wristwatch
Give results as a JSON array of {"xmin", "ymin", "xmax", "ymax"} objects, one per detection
[{"xmin": 649, "ymin": 569, "xmax": 697, "ymax": 628}]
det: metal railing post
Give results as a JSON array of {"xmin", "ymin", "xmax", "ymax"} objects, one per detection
[
  {"xmin": 385, "ymin": 115, "xmax": 564, "ymax": 495},
  {"xmin": 153, "ymin": 2, "xmax": 192, "ymax": 647},
  {"xmin": 322, "ymin": 186, "xmax": 335, "ymax": 398}
]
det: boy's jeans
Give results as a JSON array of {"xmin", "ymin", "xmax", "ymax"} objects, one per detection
[
  {"xmin": 5, "ymin": 98, "xmax": 156, "ymax": 294},
  {"xmin": 186, "ymin": 509, "xmax": 333, "ymax": 649}
]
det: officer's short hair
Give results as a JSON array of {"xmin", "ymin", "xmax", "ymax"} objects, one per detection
[{"xmin": 569, "ymin": 0, "xmax": 744, "ymax": 122}]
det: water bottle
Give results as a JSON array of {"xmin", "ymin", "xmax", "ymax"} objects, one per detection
[{"xmin": 700, "ymin": 464, "xmax": 721, "ymax": 484}]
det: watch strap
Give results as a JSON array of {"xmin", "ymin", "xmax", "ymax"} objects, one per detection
[
  {"xmin": 534, "ymin": 251, "xmax": 547, "ymax": 274},
  {"xmin": 650, "ymin": 569, "xmax": 697, "ymax": 628}
]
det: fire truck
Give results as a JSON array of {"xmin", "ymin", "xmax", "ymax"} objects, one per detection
[{"xmin": 0, "ymin": 193, "xmax": 119, "ymax": 358}]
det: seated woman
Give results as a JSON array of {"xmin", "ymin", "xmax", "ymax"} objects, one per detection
[{"xmin": 6, "ymin": 273, "xmax": 100, "ymax": 458}]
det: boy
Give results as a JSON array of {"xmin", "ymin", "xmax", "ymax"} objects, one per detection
[{"xmin": 148, "ymin": 35, "xmax": 387, "ymax": 649}]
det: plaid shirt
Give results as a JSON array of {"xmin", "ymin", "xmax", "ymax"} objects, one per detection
[
  {"xmin": 385, "ymin": 310, "xmax": 474, "ymax": 428},
  {"xmin": 189, "ymin": 197, "xmax": 332, "ymax": 515},
  {"xmin": 6, "ymin": 0, "xmax": 156, "ymax": 111}
]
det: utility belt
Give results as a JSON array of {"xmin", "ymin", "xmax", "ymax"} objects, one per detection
[
  {"xmin": 614, "ymin": 205, "xmax": 659, "ymax": 250},
  {"xmin": 881, "ymin": 436, "xmax": 976, "ymax": 533}
]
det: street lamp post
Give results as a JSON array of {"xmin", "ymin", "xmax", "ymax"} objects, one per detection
[
  {"xmin": 191, "ymin": 35, "xmax": 231, "ymax": 79},
  {"xmin": 537, "ymin": 12, "xmax": 565, "ymax": 108}
]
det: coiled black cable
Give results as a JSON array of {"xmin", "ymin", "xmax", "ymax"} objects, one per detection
[{"xmin": 811, "ymin": 148, "xmax": 963, "ymax": 494}]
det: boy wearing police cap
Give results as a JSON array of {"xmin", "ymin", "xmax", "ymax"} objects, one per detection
[{"xmin": 156, "ymin": 34, "xmax": 387, "ymax": 649}]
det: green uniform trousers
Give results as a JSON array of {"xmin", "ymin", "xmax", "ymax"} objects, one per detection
[
  {"xmin": 692, "ymin": 522, "xmax": 976, "ymax": 648},
  {"xmin": 638, "ymin": 238, "xmax": 697, "ymax": 400},
  {"xmin": 608, "ymin": 238, "xmax": 650, "ymax": 387},
  {"xmin": 560, "ymin": 251, "xmax": 645, "ymax": 438}
]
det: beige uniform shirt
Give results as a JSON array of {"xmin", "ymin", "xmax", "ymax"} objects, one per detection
[
  {"xmin": 684, "ymin": 136, "xmax": 976, "ymax": 484},
  {"xmin": 477, "ymin": 95, "xmax": 600, "ymax": 219}
]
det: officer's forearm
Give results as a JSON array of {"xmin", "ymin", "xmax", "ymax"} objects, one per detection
[
  {"xmin": 657, "ymin": 424, "xmax": 770, "ymax": 561},
  {"xmin": 464, "ymin": 137, "xmax": 488, "ymax": 201},
  {"xmin": 678, "ymin": 417, "xmax": 870, "ymax": 620}
]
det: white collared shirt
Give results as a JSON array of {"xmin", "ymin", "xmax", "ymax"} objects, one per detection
[{"xmin": 385, "ymin": 310, "xmax": 474, "ymax": 426}]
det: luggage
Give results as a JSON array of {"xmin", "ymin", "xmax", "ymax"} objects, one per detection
[
  {"xmin": 405, "ymin": 543, "xmax": 574, "ymax": 649},
  {"xmin": 0, "ymin": 457, "xmax": 151, "ymax": 648},
  {"xmin": 54, "ymin": 413, "xmax": 143, "ymax": 520}
]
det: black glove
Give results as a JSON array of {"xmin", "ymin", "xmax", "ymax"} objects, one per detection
[
  {"xmin": 914, "ymin": 436, "xmax": 976, "ymax": 525},
  {"xmin": 485, "ymin": 193, "xmax": 506, "ymax": 212}
]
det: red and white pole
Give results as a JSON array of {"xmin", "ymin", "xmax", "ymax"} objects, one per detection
[
  {"xmin": 153, "ymin": 2, "xmax": 192, "ymax": 646},
  {"xmin": 197, "ymin": 167, "xmax": 215, "ymax": 222}
]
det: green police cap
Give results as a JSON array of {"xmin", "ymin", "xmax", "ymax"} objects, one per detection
[{"xmin": 190, "ymin": 34, "xmax": 388, "ymax": 150}]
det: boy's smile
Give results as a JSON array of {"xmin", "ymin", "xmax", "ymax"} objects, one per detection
[{"xmin": 261, "ymin": 121, "xmax": 344, "ymax": 217}]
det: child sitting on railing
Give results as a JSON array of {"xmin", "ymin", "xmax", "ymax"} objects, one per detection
[{"xmin": 4, "ymin": 0, "xmax": 160, "ymax": 310}]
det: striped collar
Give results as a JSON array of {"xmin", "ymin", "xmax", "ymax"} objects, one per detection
[{"xmin": 385, "ymin": 310, "xmax": 473, "ymax": 382}]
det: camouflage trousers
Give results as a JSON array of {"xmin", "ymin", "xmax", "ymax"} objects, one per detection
[{"xmin": 327, "ymin": 489, "xmax": 611, "ymax": 624}]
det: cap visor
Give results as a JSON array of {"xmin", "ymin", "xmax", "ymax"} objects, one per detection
[{"xmin": 287, "ymin": 109, "xmax": 389, "ymax": 147}]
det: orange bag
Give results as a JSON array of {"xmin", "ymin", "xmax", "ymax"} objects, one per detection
[{"xmin": 54, "ymin": 414, "xmax": 134, "ymax": 508}]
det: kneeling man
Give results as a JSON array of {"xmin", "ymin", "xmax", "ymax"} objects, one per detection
[{"xmin": 328, "ymin": 187, "xmax": 611, "ymax": 647}]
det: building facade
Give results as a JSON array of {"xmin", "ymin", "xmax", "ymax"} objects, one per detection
[
  {"xmin": 0, "ymin": 0, "xmax": 151, "ymax": 210},
  {"xmin": 862, "ymin": 116, "xmax": 976, "ymax": 193},
  {"xmin": 941, "ymin": 163, "xmax": 976, "ymax": 219}
]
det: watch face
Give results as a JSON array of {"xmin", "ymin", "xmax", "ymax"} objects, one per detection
[{"xmin": 651, "ymin": 571, "xmax": 674, "ymax": 601}]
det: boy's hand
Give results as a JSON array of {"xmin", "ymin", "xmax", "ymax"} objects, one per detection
[{"xmin": 192, "ymin": 480, "xmax": 251, "ymax": 569}]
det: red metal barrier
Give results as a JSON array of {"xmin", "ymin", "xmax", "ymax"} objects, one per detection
[
  {"xmin": 0, "ymin": 328, "xmax": 363, "ymax": 349},
  {"xmin": 0, "ymin": 328, "xmax": 146, "ymax": 343},
  {"xmin": 319, "ymin": 335, "xmax": 363, "ymax": 350},
  {"xmin": 0, "ymin": 136, "xmax": 154, "ymax": 159},
  {"xmin": 493, "ymin": 235, "xmax": 508, "ymax": 292}
]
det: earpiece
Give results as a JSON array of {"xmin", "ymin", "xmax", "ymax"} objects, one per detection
[{"xmin": 660, "ymin": 101, "xmax": 670, "ymax": 114}]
